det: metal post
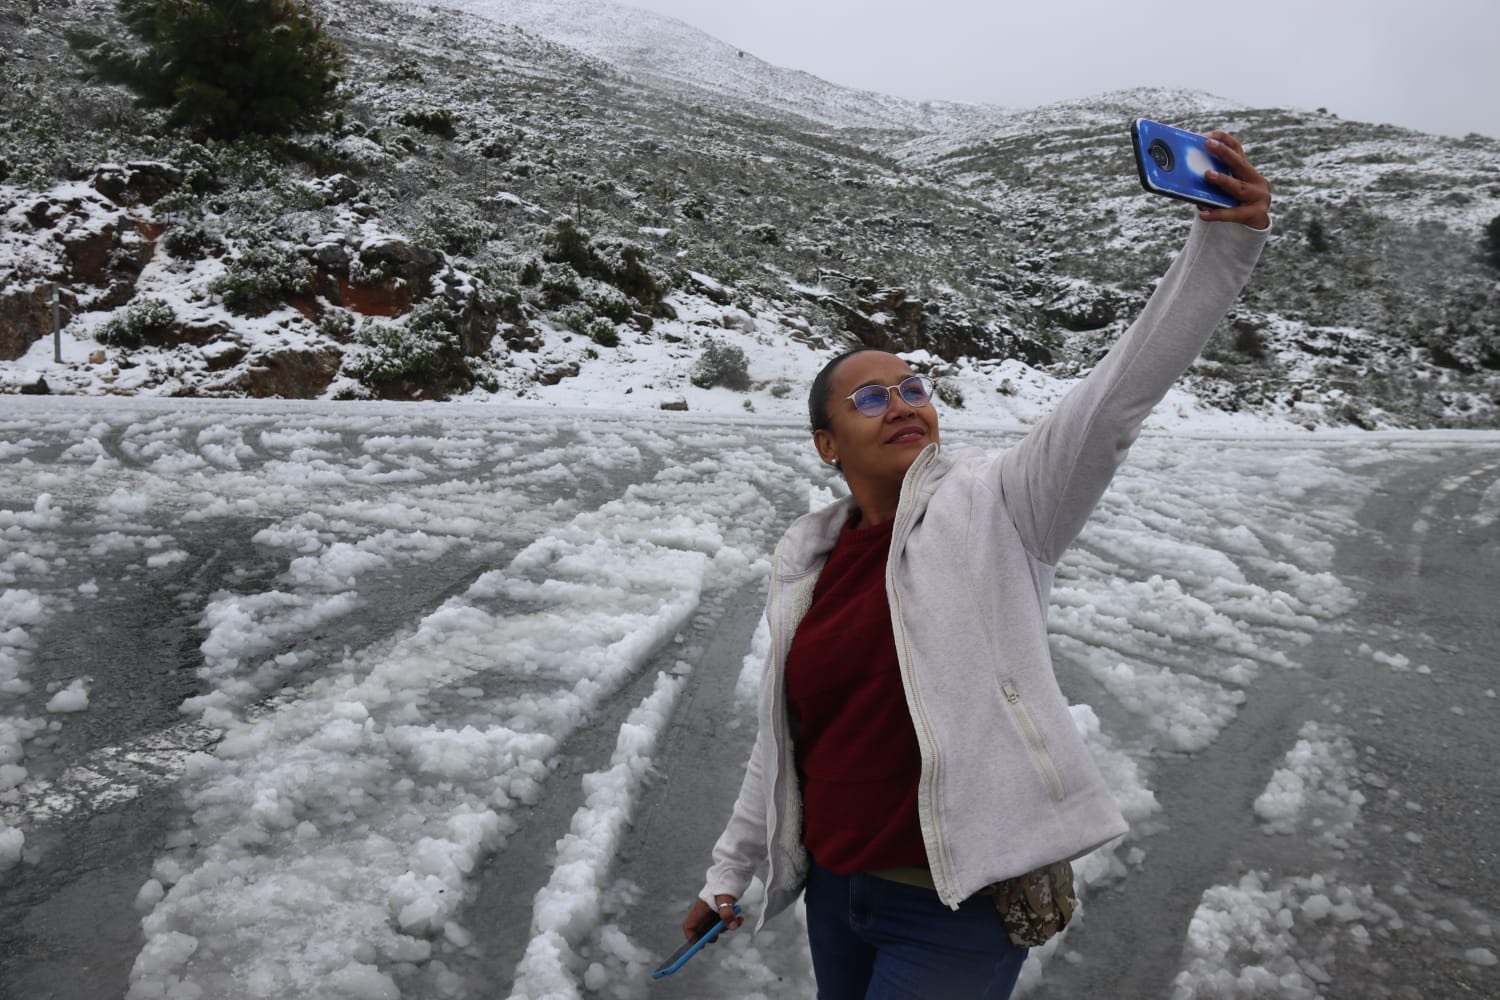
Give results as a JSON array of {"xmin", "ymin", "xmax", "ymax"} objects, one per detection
[{"xmin": 52, "ymin": 283, "xmax": 62, "ymax": 363}]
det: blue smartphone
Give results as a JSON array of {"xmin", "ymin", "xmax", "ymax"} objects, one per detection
[
  {"xmin": 650, "ymin": 905, "xmax": 741, "ymax": 980},
  {"xmin": 1130, "ymin": 119, "xmax": 1238, "ymax": 209}
]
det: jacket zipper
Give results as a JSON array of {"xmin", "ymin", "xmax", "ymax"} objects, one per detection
[
  {"xmin": 886, "ymin": 447, "xmax": 962, "ymax": 907},
  {"xmin": 1002, "ymin": 679, "xmax": 1066, "ymax": 802}
]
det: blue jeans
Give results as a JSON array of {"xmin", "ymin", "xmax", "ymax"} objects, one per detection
[{"xmin": 803, "ymin": 860, "xmax": 1028, "ymax": 1000}]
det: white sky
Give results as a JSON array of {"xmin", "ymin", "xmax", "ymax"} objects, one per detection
[{"xmin": 623, "ymin": 0, "xmax": 1500, "ymax": 140}]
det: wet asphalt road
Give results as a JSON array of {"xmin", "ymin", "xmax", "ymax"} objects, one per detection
[
  {"xmin": 1032, "ymin": 449, "xmax": 1500, "ymax": 1000},
  {"xmin": 1, "ymin": 409, "xmax": 1497, "ymax": 1000}
]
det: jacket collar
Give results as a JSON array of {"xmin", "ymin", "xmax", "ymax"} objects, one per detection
[{"xmin": 775, "ymin": 442, "xmax": 947, "ymax": 580}]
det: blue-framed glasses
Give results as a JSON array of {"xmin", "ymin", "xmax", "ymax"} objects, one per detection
[{"xmin": 844, "ymin": 375, "xmax": 935, "ymax": 417}]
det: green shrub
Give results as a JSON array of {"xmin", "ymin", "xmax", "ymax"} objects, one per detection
[
  {"xmin": 348, "ymin": 304, "xmax": 459, "ymax": 383},
  {"xmin": 318, "ymin": 309, "xmax": 355, "ymax": 340},
  {"xmin": 386, "ymin": 59, "xmax": 423, "ymax": 83},
  {"xmin": 546, "ymin": 217, "xmax": 592, "ymax": 273},
  {"xmin": 347, "ymin": 255, "xmax": 390, "ymax": 287},
  {"xmin": 416, "ymin": 196, "xmax": 496, "ymax": 257},
  {"xmin": 738, "ymin": 223, "xmax": 780, "ymax": 245},
  {"xmin": 555, "ymin": 303, "xmax": 592, "ymax": 333},
  {"xmin": 161, "ymin": 223, "xmax": 221, "ymax": 260},
  {"xmin": 98, "ymin": 297, "xmax": 176, "ymax": 347},
  {"xmin": 580, "ymin": 279, "xmax": 632, "ymax": 323},
  {"xmin": 691, "ymin": 338, "xmax": 750, "ymax": 390},
  {"xmin": 586, "ymin": 317, "xmax": 620, "ymax": 348},
  {"xmin": 590, "ymin": 236, "xmax": 670, "ymax": 308},
  {"xmin": 397, "ymin": 108, "xmax": 458, "ymax": 140},
  {"xmin": 540, "ymin": 263, "xmax": 582, "ymax": 305},
  {"xmin": 407, "ymin": 298, "xmax": 461, "ymax": 339},
  {"xmin": 1485, "ymin": 213, "xmax": 1500, "ymax": 270},
  {"xmin": 936, "ymin": 381, "xmax": 965, "ymax": 409},
  {"xmin": 68, "ymin": 0, "xmax": 344, "ymax": 140},
  {"xmin": 209, "ymin": 239, "xmax": 313, "ymax": 314},
  {"xmin": 543, "ymin": 219, "xmax": 670, "ymax": 310}
]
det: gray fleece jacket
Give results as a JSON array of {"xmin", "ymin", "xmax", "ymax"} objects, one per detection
[{"xmin": 701, "ymin": 217, "xmax": 1271, "ymax": 927}]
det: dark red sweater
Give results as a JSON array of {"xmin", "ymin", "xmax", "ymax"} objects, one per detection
[{"xmin": 784, "ymin": 516, "xmax": 927, "ymax": 874}]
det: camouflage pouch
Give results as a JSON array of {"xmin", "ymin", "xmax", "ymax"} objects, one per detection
[{"xmin": 989, "ymin": 859, "xmax": 1076, "ymax": 948}]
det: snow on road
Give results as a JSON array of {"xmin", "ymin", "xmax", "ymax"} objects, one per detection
[{"xmin": 1, "ymin": 397, "xmax": 1497, "ymax": 999}]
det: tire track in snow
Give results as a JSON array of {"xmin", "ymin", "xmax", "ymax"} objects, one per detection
[
  {"xmin": 438, "ymin": 440, "xmax": 813, "ymax": 999},
  {"xmin": 0, "ymin": 721, "xmax": 221, "ymax": 827},
  {"xmin": 1032, "ymin": 443, "xmax": 1500, "ymax": 1000},
  {"xmin": 506, "ymin": 672, "xmax": 686, "ymax": 1000},
  {"xmin": 445, "ymin": 583, "xmax": 745, "ymax": 998},
  {"xmin": 118, "ymin": 425, "xmax": 801, "ymax": 999},
  {"xmin": 1406, "ymin": 458, "xmax": 1500, "ymax": 576}
]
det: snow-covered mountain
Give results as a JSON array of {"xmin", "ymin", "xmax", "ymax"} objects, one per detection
[
  {"xmin": 422, "ymin": 0, "xmax": 1013, "ymax": 131},
  {"xmin": 2, "ymin": 0, "xmax": 1498, "ymax": 428}
]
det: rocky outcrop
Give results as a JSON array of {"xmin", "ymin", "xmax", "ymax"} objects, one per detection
[
  {"xmin": 237, "ymin": 345, "xmax": 344, "ymax": 399},
  {"xmin": 536, "ymin": 361, "xmax": 580, "ymax": 385},
  {"xmin": 0, "ymin": 284, "xmax": 55, "ymax": 361},
  {"xmin": 318, "ymin": 238, "xmax": 444, "ymax": 317},
  {"xmin": 314, "ymin": 236, "xmax": 501, "ymax": 367},
  {"xmin": 797, "ymin": 283, "xmax": 1053, "ymax": 367},
  {"xmin": 1040, "ymin": 280, "xmax": 1129, "ymax": 332},
  {"xmin": 90, "ymin": 162, "xmax": 183, "ymax": 207},
  {"xmin": 3, "ymin": 155, "xmax": 517, "ymax": 400},
  {"xmin": 0, "ymin": 177, "xmax": 167, "ymax": 360}
]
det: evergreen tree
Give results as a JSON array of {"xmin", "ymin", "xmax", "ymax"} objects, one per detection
[{"xmin": 68, "ymin": 0, "xmax": 343, "ymax": 139}]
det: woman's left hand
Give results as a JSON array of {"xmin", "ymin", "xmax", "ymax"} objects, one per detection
[{"xmin": 1199, "ymin": 131, "xmax": 1272, "ymax": 231}]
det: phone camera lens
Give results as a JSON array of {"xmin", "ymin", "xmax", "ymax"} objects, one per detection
[{"xmin": 1148, "ymin": 140, "xmax": 1173, "ymax": 171}]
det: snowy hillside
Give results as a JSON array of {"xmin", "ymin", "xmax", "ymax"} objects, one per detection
[
  {"xmin": 422, "ymin": 0, "xmax": 1012, "ymax": 131},
  {"xmin": 1, "ymin": 0, "xmax": 1498, "ymax": 430}
]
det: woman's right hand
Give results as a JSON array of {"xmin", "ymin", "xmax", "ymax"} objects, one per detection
[
  {"xmin": 1199, "ymin": 131, "xmax": 1272, "ymax": 231},
  {"xmin": 682, "ymin": 895, "xmax": 742, "ymax": 941}
]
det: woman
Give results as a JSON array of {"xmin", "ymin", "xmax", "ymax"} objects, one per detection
[{"xmin": 681, "ymin": 131, "xmax": 1272, "ymax": 999}]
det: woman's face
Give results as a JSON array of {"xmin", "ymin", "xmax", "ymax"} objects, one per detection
[{"xmin": 813, "ymin": 351, "xmax": 939, "ymax": 489}]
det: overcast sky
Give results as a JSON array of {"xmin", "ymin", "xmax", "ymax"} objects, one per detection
[{"xmin": 623, "ymin": 0, "xmax": 1500, "ymax": 141}]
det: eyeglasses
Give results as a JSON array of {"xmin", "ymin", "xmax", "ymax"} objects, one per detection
[{"xmin": 844, "ymin": 375, "xmax": 935, "ymax": 417}]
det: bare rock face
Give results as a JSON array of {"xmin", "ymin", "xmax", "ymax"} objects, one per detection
[
  {"xmin": 437, "ymin": 272, "xmax": 501, "ymax": 358},
  {"xmin": 323, "ymin": 238, "xmax": 444, "ymax": 316},
  {"xmin": 238, "ymin": 346, "xmax": 344, "ymax": 399},
  {"xmin": 0, "ymin": 163, "xmax": 186, "ymax": 363},
  {"xmin": 90, "ymin": 163, "xmax": 184, "ymax": 207},
  {"xmin": 1, "ymin": 183, "xmax": 164, "ymax": 360},
  {"xmin": 536, "ymin": 361, "xmax": 580, "ymax": 386},
  {"xmin": 795, "ymin": 282, "xmax": 1053, "ymax": 368},
  {"xmin": 4, "ymin": 169, "xmax": 507, "ymax": 401},
  {"xmin": 0, "ymin": 284, "xmax": 55, "ymax": 361}
]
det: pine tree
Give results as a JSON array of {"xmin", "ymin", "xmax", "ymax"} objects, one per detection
[{"xmin": 68, "ymin": 0, "xmax": 344, "ymax": 139}]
